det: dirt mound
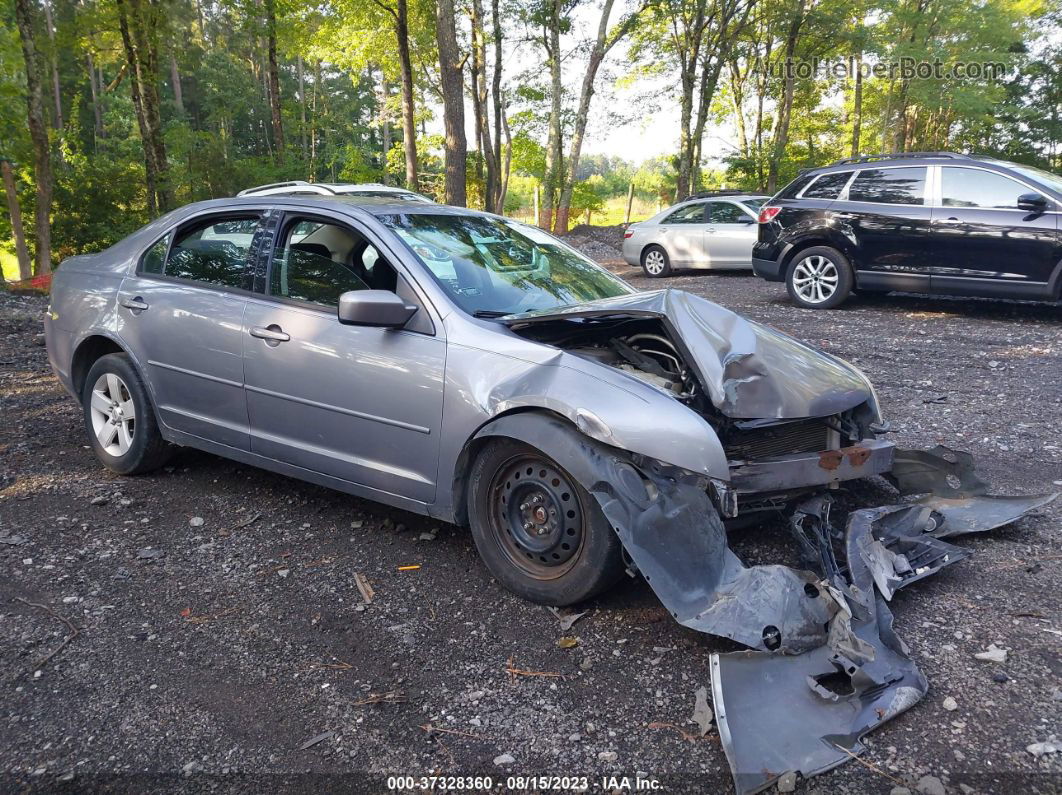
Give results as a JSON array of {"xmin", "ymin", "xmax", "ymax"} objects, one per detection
[{"xmin": 561, "ymin": 224, "xmax": 626, "ymax": 263}]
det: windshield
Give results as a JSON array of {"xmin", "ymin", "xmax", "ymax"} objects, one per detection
[{"xmin": 379, "ymin": 213, "xmax": 634, "ymax": 316}]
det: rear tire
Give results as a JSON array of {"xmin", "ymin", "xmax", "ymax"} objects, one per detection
[
  {"xmin": 785, "ymin": 246, "xmax": 854, "ymax": 309},
  {"xmin": 640, "ymin": 245, "xmax": 672, "ymax": 278},
  {"xmin": 82, "ymin": 353, "xmax": 173, "ymax": 475},
  {"xmin": 467, "ymin": 439, "xmax": 626, "ymax": 606}
]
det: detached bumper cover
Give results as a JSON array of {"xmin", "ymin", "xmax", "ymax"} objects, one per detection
[{"xmin": 712, "ymin": 447, "xmax": 1058, "ymax": 794}]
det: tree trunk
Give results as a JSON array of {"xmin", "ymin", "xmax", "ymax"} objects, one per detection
[
  {"xmin": 489, "ymin": 0, "xmax": 503, "ymax": 211},
  {"xmin": 540, "ymin": 1, "xmax": 562, "ymax": 229},
  {"xmin": 14, "ymin": 0, "xmax": 53, "ymax": 275},
  {"xmin": 116, "ymin": 0, "xmax": 173, "ymax": 213},
  {"xmin": 851, "ymin": 53, "xmax": 862, "ymax": 157},
  {"xmin": 169, "ymin": 50, "xmax": 185, "ymax": 116},
  {"xmin": 471, "ymin": 0, "xmax": 498, "ymax": 211},
  {"xmin": 265, "ymin": 0, "xmax": 284, "ymax": 164},
  {"xmin": 766, "ymin": 0, "xmax": 805, "ymax": 193},
  {"xmin": 395, "ymin": 0, "xmax": 418, "ymax": 190},
  {"xmin": 381, "ymin": 73, "xmax": 391, "ymax": 182},
  {"xmin": 556, "ymin": 0, "xmax": 619, "ymax": 235},
  {"xmin": 310, "ymin": 61, "xmax": 319, "ymax": 180},
  {"xmin": 1, "ymin": 160, "xmax": 32, "ymax": 281},
  {"xmin": 42, "ymin": 0, "xmax": 63, "ymax": 132},
  {"xmin": 435, "ymin": 0, "xmax": 466, "ymax": 206},
  {"xmin": 87, "ymin": 50, "xmax": 104, "ymax": 141},
  {"xmin": 297, "ymin": 54, "xmax": 305, "ymax": 159}
]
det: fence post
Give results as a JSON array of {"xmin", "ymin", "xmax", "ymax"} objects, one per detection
[{"xmin": 624, "ymin": 182, "xmax": 634, "ymax": 225}]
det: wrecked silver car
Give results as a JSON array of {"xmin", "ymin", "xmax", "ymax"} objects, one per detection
[{"xmin": 44, "ymin": 197, "xmax": 1058, "ymax": 791}]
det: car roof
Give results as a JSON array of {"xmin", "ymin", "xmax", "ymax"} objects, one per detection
[
  {"xmin": 803, "ymin": 153, "xmax": 1003, "ymax": 176},
  {"xmin": 188, "ymin": 195, "xmax": 498, "ymax": 218}
]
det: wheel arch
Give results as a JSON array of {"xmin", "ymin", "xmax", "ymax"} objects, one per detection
[
  {"xmin": 450, "ymin": 407, "xmax": 575, "ymax": 528},
  {"xmin": 780, "ymin": 235, "xmax": 853, "ymax": 276},
  {"xmin": 71, "ymin": 334, "xmax": 128, "ymax": 397}
]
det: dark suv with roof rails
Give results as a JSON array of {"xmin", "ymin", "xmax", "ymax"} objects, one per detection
[{"xmin": 752, "ymin": 152, "xmax": 1062, "ymax": 308}]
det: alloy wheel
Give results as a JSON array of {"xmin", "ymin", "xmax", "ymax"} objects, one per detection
[
  {"xmin": 792, "ymin": 255, "xmax": 839, "ymax": 304},
  {"xmin": 643, "ymin": 249, "xmax": 667, "ymax": 276},
  {"xmin": 89, "ymin": 373, "xmax": 136, "ymax": 457}
]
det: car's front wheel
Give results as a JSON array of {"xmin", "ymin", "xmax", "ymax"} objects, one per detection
[
  {"xmin": 640, "ymin": 245, "xmax": 672, "ymax": 278},
  {"xmin": 82, "ymin": 353, "xmax": 173, "ymax": 475},
  {"xmin": 467, "ymin": 439, "xmax": 626, "ymax": 606},
  {"xmin": 786, "ymin": 246, "xmax": 854, "ymax": 309}
]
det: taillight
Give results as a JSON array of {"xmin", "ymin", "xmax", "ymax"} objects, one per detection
[
  {"xmin": 758, "ymin": 206, "xmax": 781, "ymax": 223},
  {"xmin": 623, "ymin": 229, "xmax": 634, "ymax": 239}
]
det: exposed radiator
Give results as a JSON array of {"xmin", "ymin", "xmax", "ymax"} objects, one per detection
[{"xmin": 724, "ymin": 418, "xmax": 833, "ymax": 461}]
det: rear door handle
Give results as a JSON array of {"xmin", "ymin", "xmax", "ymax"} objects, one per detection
[
  {"xmin": 937, "ymin": 217, "xmax": 962, "ymax": 224},
  {"xmin": 249, "ymin": 325, "xmax": 290, "ymax": 343},
  {"xmin": 120, "ymin": 297, "xmax": 149, "ymax": 312},
  {"xmin": 705, "ymin": 227, "xmax": 717, "ymax": 233},
  {"xmin": 833, "ymin": 212, "xmax": 857, "ymax": 220}
]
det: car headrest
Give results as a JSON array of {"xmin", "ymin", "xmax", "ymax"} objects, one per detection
[{"xmin": 289, "ymin": 243, "xmax": 332, "ymax": 260}]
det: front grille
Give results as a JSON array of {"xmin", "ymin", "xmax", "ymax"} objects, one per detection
[{"xmin": 724, "ymin": 418, "xmax": 832, "ymax": 461}]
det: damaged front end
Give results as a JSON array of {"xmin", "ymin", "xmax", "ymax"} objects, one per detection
[
  {"xmin": 476, "ymin": 420, "xmax": 1057, "ymax": 794},
  {"xmin": 492, "ymin": 291, "xmax": 1057, "ymax": 792}
]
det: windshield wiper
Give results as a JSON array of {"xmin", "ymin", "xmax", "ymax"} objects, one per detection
[{"xmin": 472, "ymin": 309, "xmax": 512, "ymax": 318}]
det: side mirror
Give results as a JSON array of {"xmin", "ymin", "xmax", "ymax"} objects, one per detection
[
  {"xmin": 1017, "ymin": 192, "xmax": 1048, "ymax": 212},
  {"xmin": 337, "ymin": 290, "xmax": 418, "ymax": 328}
]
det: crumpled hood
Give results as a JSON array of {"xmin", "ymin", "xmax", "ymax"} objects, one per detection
[{"xmin": 502, "ymin": 288, "xmax": 875, "ymax": 419}]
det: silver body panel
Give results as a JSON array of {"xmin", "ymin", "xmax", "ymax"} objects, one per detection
[{"xmin": 46, "ymin": 196, "xmax": 877, "ymax": 525}]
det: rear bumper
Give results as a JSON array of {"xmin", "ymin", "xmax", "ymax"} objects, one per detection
[
  {"xmin": 621, "ymin": 238, "xmax": 641, "ymax": 266},
  {"xmin": 752, "ymin": 256, "xmax": 784, "ymax": 282},
  {"xmin": 729, "ymin": 438, "xmax": 895, "ymax": 493}
]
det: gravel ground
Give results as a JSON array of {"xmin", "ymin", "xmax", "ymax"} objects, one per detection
[{"xmin": 1, "ymin": 234, "xmax": 1061, "ymax": 793}]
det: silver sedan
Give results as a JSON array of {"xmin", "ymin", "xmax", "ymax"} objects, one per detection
[{"xmin": 622, "ymin": 193, "xmax": 768, "ymax": 277}]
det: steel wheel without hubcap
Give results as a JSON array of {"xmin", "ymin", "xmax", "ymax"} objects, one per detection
[
  {"xmin": 791, "ymin": 255, "xmax": 839, "ymax": 304},
  {"xmin": 488, "ymin": 454, "xmax": 584, "ymax": 580},
  {"xmin": 643, "ymin": 249, "xmax": 668, "ymax": 276},
  {"xmin": 89, "ymin": 373, "xmax": 136, "ymax": 457}
]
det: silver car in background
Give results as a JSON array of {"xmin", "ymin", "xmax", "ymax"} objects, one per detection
[{"xmin": 622, "ymin": 191, "xmax": 768, "ymax": 277}]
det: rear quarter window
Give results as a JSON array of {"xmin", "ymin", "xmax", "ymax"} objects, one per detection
[
  {"xmin": 776, "ymin": 174, "xmax": 814, "ymax": 199},
  {"xmin": 802, "ymin": 171, "xmax": 853, "ymax": 199}
]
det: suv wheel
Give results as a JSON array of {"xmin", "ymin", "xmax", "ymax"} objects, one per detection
[
  {"xmin": 467, "ymin": 439, "xmax": 626, "ymax": 606},
  {"xmin": 786, "ymin": 246, "xmax": 853, "ymax": 309},
  {"xmin": 82, "ymin": 353, "xmax": 173, "ymax": 475},
  {"xmin": 641, "ymin": 245, "xmax": 672, "ymax": 278}
]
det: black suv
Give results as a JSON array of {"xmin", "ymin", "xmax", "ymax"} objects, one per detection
[{"xmin": 752, "ymin": 152, "xmax": 1062, "ymax": 308}]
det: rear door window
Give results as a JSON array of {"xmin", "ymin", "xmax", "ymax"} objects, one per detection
[
  {"xmin": 941, "ymin": 168, "xmax": 1036, "ymax": 209},
  {"xmin": 848, "ymin": 167, "xmax": 926, "ymax": 205},
  {"xmin": 661, "ymin": 203, "xmax": 706, "ymax": 224},
  {"xmin": 708, "ymin": 202, "xmax": 750, "ymax": 223},
  {"xmin": 164, "ymin": 216, "xmax": 261, "ymax": 288},
  {"xmin": 802, "ymin": 171, "xmax": 852, "ymax": 199}
]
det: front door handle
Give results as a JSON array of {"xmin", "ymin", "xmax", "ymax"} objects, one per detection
[
  {"xmin": 250, "ymin": 325, "xmax": 290, "ymax": 344},
  {"xmin": 704, "ymin": 226, "xmax": 717, "ymax": 233},
  {"xmin": 937, "ymin": 217, "xmax": 962, "ymax": 225},
  {"xmin": 120, "ymin": 297, "xmax": 149, "ymax": 312}
]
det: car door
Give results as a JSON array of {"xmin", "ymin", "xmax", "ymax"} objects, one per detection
[
  {"xmin": 705, "ymin": 201, "xmax": 759, "ymax": 266},
  {"xmin": 116, "ymin": 212, "xmax": 262, "ymax": 450},
  {"xmin": 826, "ymin": 166, "xmax": 933, "ymax": 292},
  {"xmin": 241, "ymin": 212, "xmax": 445, "ymax": 504},
  {"xmin": 658, "ymin": 202, "xmax": 708, "ymax": 265},
  {"xmin": 930, "ymin": 166, "xmax": 1059, "ymax": 293}
]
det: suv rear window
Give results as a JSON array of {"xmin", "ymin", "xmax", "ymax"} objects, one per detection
[
  {"xmin": 802, "ymin": 171, "xmax": 852, "ymax": 199},
  {"xmin": 848, "ymin": 167, "xmax": 926, "ymax": 205},
  {"xmin": 776, "ymin": 174, "xmax": 814, "ymax": 199}
]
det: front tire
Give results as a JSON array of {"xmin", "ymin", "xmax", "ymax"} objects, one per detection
[
  {"xmin": 467, "ymin": 439, "xmax": 625, "ymax": 606},
  {"xmin": 640, "ymin": 245, "xmax": 672, "ymax": 278},
  {"xmin": 785, "ymin": 246, "xmax": 854, "ymax": 309},
  {"xmin": 82, "ymin": 353, "xmax": 173, "ymax": 475}
]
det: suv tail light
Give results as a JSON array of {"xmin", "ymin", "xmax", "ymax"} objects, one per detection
[{"xmin": 758, "ymin": 206, "xmax": 781, "ymax": 223}]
